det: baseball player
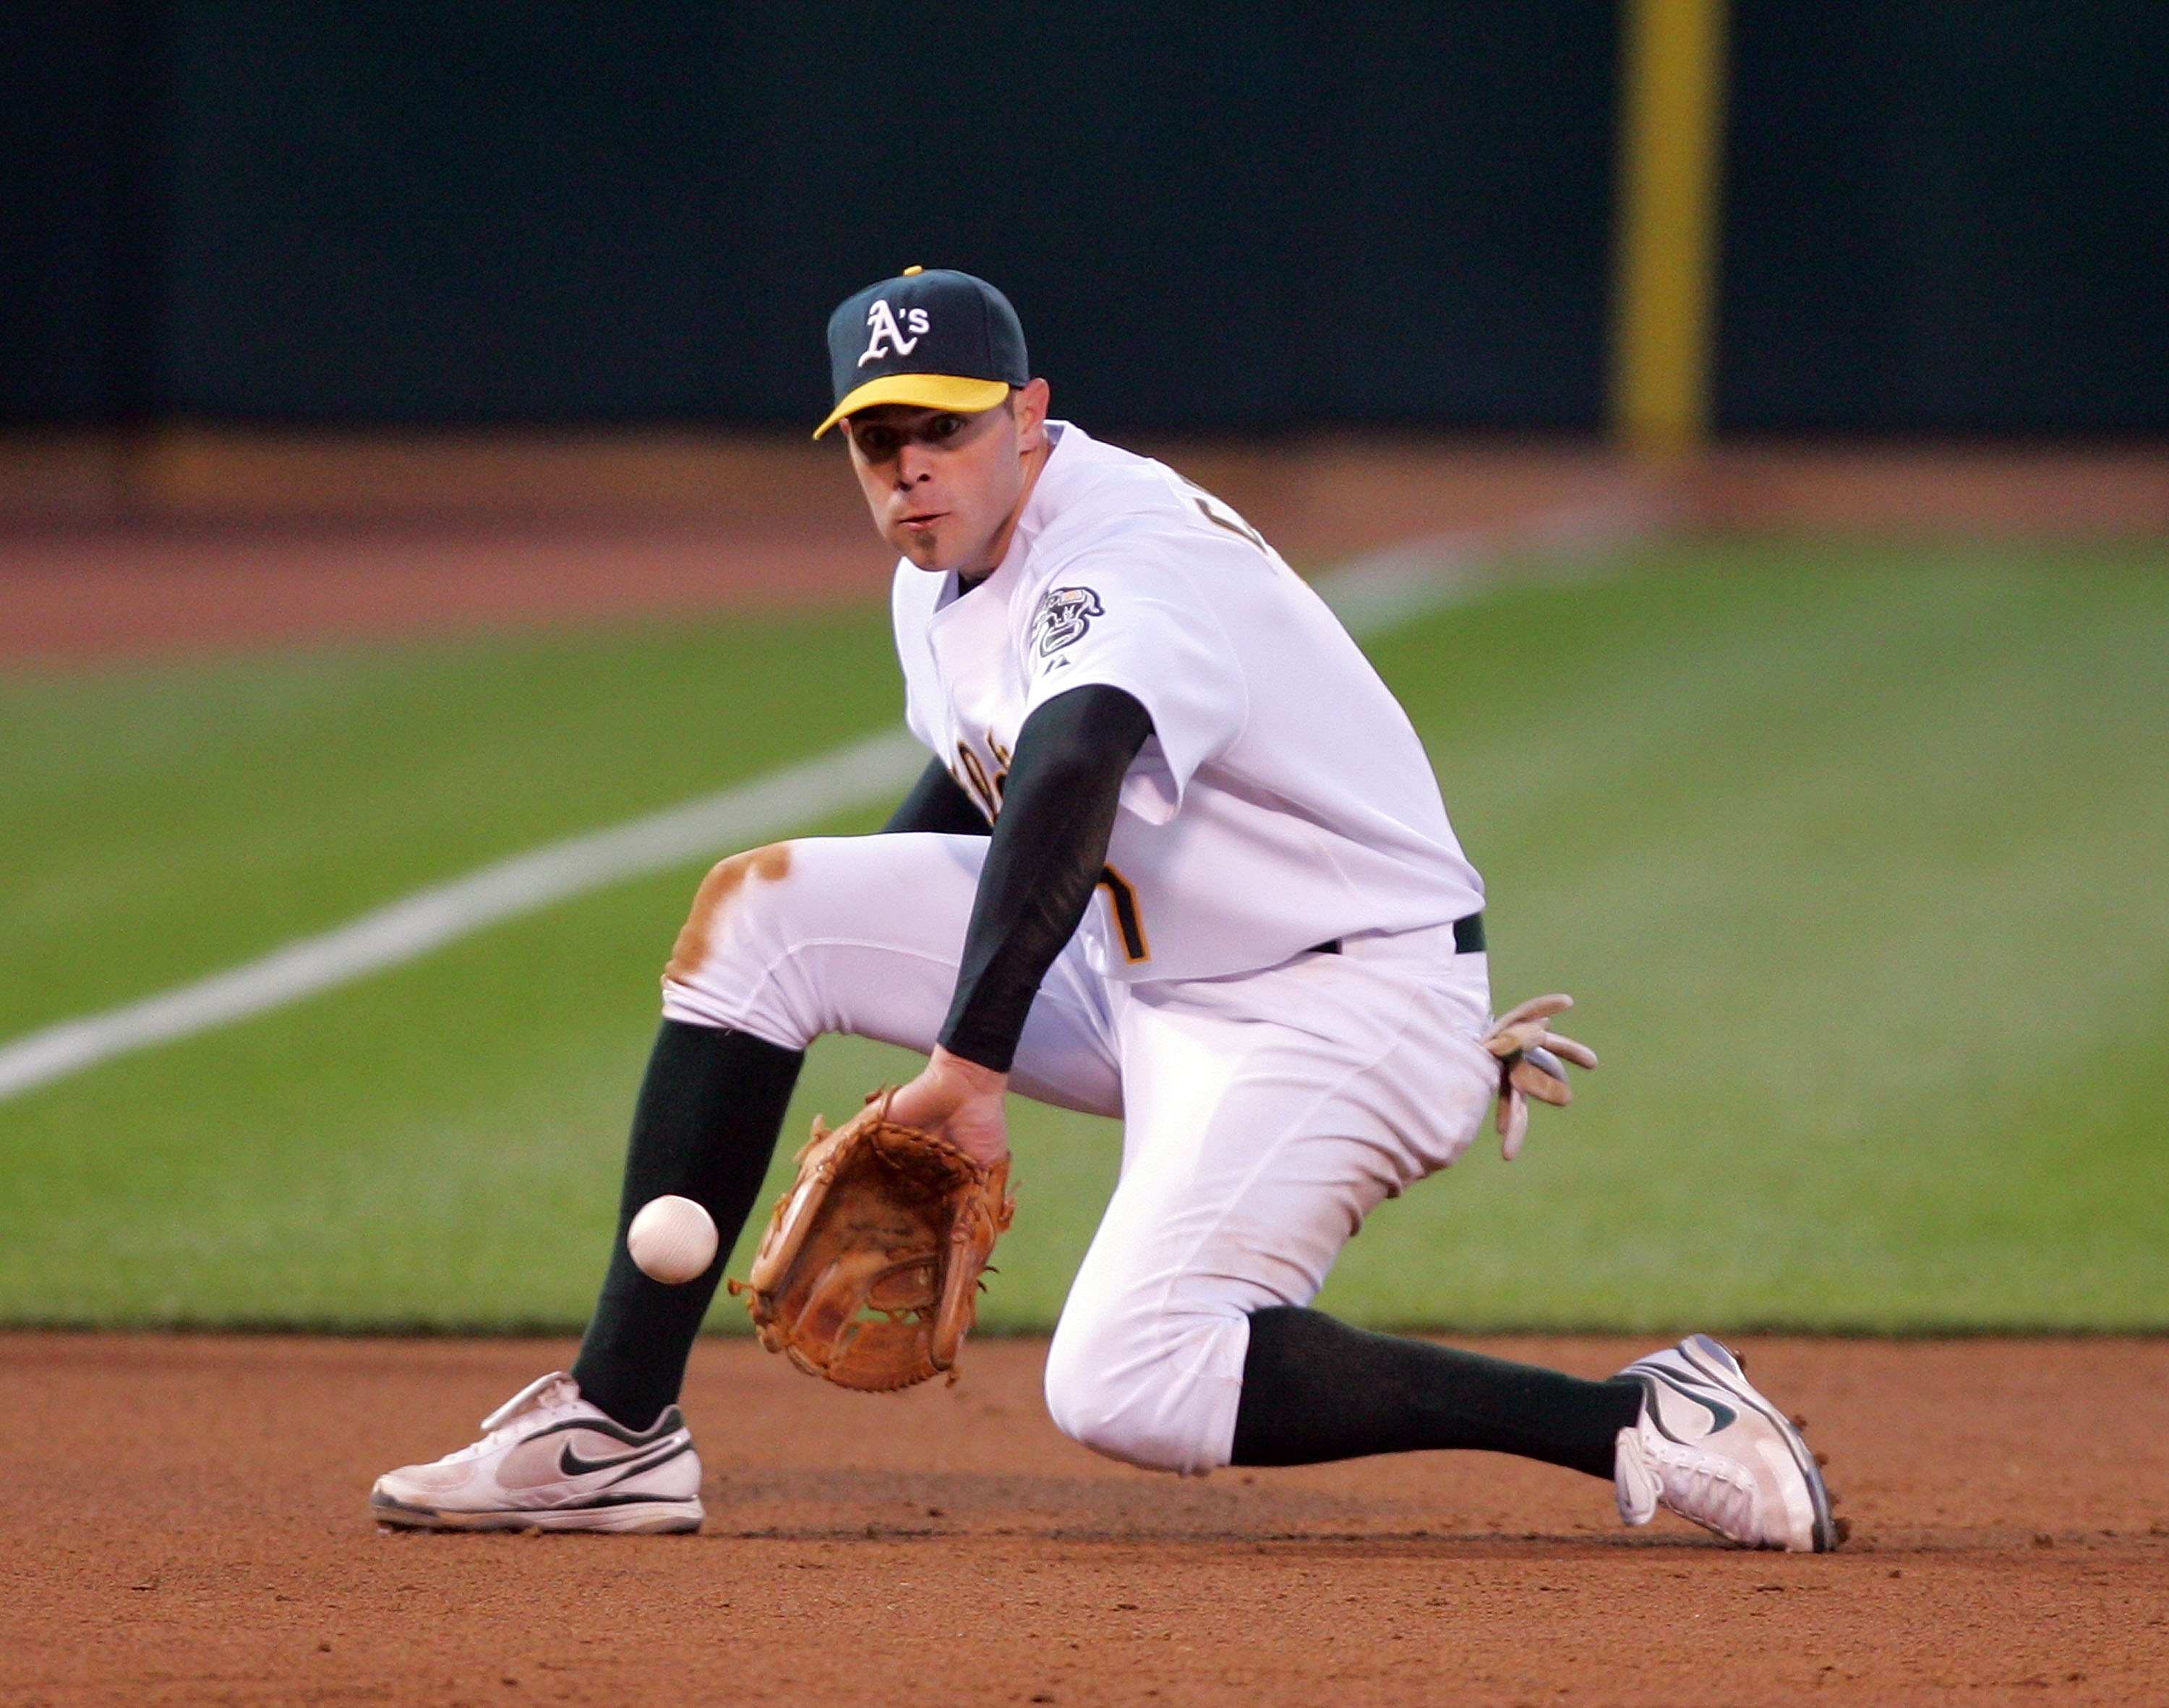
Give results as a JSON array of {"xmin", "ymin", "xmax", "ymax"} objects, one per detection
[{"xmin": 373, "ymin": 269, "xmax": 1838, "ymax": 1552}]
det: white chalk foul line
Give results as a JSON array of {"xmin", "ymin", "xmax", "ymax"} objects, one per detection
[
  {"xmin": 0, "ymin": 728, "xmax": 925, "ymax": 1103},
  {"xmin": 0, "ymin": 508, "xmax": 1650, "ymax": 1105}
]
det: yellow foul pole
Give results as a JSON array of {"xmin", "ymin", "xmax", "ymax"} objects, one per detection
[{"xmin": 1611, "ymin": 0, "xmax": 1729, "ymax": 458}]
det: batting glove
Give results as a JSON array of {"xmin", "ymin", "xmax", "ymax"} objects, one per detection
[{"xmin": 1481, "ymin": 993, "xmax": 1599, "ymax": 1161}]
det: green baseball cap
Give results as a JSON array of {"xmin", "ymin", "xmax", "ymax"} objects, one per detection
[{"xmin": 815, "ymin": 267, "xmax": 1031, "ymax": 439}]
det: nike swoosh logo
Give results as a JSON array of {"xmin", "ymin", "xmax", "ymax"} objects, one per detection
[
  {"xmin": 558, "ymin": 1436, "xmax": 682, "ymax": 1479},
  {"xmin": 1647, "ymin": 1370, "xmax": 1738, "ymax": 1435}
]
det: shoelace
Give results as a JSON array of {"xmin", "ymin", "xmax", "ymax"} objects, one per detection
[
  {"xmin": 482, "ymin": 1370, "xmax": 578, "ymax": 1431},
  {"xmin": 1643, "ymin": 1433, "xmax": 1762, "ymax": 1541},
  {"xmin": 439, "ymin": 1374, "xmax": 585, "ymax": 1464}
]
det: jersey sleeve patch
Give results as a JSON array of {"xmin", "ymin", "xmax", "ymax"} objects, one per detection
[
  {"xmin": 1032, "ymin": 586, "xmax": 1104, "ymax": 658},
  {"xmin": 1019, "ymin": 550, "xmax": 1249, "ymax": 812}
]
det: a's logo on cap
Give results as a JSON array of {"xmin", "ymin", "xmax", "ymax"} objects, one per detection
[{"xmin": 859, "ymin": 299, "xmax": 931, "ymax": 367}]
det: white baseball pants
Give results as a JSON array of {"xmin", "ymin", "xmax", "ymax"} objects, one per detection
[{"xmin": 662, "ymin": 834, "xmax": 1497, "ymax": 1476}]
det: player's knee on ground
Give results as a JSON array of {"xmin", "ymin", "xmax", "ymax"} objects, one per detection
[{"xmin": 1042, "ymin": 1297, "xmax": 1249, "ymax": 1477}]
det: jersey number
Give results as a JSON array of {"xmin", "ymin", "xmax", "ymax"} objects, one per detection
[
  {"xmin": 958, "ymin": 738, "xmax": 1149, "ymax": 964},
  {"xmin": 1096, "ymin": 864, "xmax": 1150, "ymax": 963}
]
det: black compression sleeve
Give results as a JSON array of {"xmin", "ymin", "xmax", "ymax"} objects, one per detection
[
  {"xmin": 938, "ymin": 684, "xmax": 1153, "ymax": 1072},
  {"xmin": 884, "ymin": 756, "xmax": 993, "ymax": 836}
]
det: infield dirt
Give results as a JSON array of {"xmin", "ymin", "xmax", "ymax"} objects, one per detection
[{"xmin": 4, "ymin": 1334, "xmax": 2163, "ymax": 1706}]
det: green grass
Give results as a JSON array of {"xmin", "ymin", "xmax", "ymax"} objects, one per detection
[{"xmin": 1, "ymin": 542, "xmax": 2163, "ymax": 1330}]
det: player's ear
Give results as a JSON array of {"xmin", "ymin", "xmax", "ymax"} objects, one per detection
[{"xmin": 1012, "ymin": 377, "xmax": 1052, "ymax": 449}]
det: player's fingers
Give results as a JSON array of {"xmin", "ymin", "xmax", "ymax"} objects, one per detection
[
  {"xmin": 1492, "ymin": 994, "xmax": 1574, "ymax": 1031},
  {"xmin": 1500, "ymin": 1090, "xmax": 1530, "ymax": 1160},
  {"xmin": 1542, "ymin": 1033, "xmax": 1600, "ymax": 1071},
  {"xmin": 1510, "ymin": 1054, "xmax": 1573, "ymax": 1106},
  {"xmin": 1483, "ymin": 1017, "xmax": 1552, "ymax": 1056}
]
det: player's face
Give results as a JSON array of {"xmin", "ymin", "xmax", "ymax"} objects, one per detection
[{"xmin": 843, "ymin": 379, "xmax": 1052, "ymax": 576}]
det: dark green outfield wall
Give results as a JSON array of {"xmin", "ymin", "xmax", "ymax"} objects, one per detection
[
  {"xmin": 2, "ymin": 1, "xmax": 2162, "ymax": 432},
  {"xmin": 1717, "ymin": 1, "xmax": 2169, "ymax": 435},
  {"xmin": 0, "ymin": 2, "xmax": 1620, "ymax": 429}
]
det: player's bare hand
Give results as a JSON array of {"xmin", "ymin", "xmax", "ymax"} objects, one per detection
[{"xmin": 887, "ymin": 1046, "xmax": 1011, "ymax": 1169}]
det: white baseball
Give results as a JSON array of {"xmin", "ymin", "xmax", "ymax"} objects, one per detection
[{"xmin": 626, "ymin": 1195, "xmax": 719, "ymax": 1285}]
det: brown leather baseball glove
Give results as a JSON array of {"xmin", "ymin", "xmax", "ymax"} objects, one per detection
[
  {"xmin": 730, "ymin": 1088, "xmax": 1015, "ymax": 1391},
  {"xmin": 1481, "ymin": 994, "xmax": 1599, "ymax": 1161}
]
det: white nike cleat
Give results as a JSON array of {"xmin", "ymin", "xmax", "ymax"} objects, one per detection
[
  {"xmin": 371, "ymin": 1371, "xmax": 703, "ymax": 1533},
  {"xmin": 1613, "ymin": 1334, "xmax": 1840, "ymax": 1553}
]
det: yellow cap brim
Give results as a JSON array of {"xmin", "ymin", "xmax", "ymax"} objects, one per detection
[{"xmin": 813, "ymin": 373, "xmax": 1012, "ymax": 439}]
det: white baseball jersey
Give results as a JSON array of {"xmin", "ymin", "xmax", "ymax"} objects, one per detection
[{"xmin": 893, "ymin": 421, "xmax": 1484, "ymax": 983}]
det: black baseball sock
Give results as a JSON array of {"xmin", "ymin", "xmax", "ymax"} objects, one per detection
[
  {"xmin": 570, "ymin": 1020, "xmax": 803, "ymax": 1429},
  {"xmin": 1230, "ymin": 1305, "xmax": 1643, "ymax": 1479}
]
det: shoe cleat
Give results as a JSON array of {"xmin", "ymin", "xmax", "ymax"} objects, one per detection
[
  {"xmin": 371, "ymin": 1371, "xmax": 703, "ymax": 1534},
  {"xmin": 1613, "ymin": 1333, "xmax": 1838, "ymax": 1553}
]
